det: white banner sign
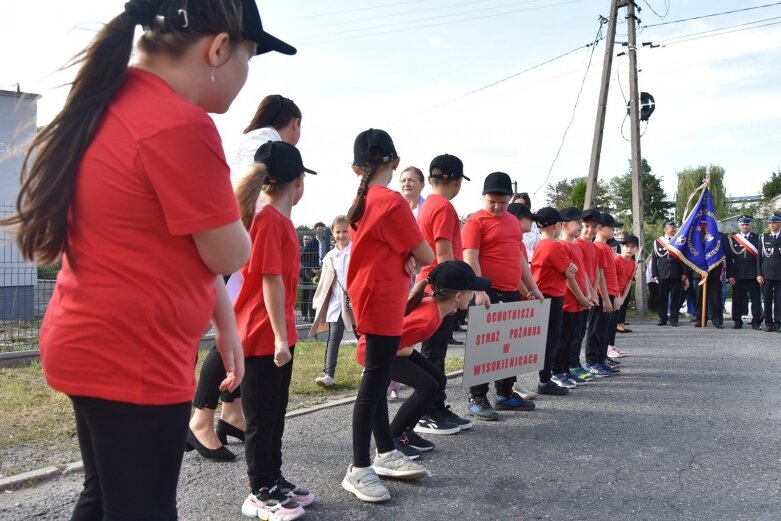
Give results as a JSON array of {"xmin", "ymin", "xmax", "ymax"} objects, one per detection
[{"xmin": 463, "ymin": 299, "xmax": 550, "ymax": 388}]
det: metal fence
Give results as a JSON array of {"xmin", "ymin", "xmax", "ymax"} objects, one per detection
[{"xmin": 0, "ymin": 205, "xmax": 329, "ymax": 352}]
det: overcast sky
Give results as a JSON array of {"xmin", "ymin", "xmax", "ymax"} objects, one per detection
[{"xmin": 2, "ymin": 0, "xmax": 780, "ymax": 226}]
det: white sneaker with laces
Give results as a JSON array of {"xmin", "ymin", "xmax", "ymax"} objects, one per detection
[
  {"xmin": 342, "ymin": 466, "xmax": 391, "ymax": 503},
  {"xmin": 315, "ymin": 374, "xmax": 334, "ymax": 387},
  {"xmin": 372, "ymin": 450, "xmax": 430, "ymax": 480},
  {"xmin": 512, "ymin": 382, "xmax": 538, "ymax": 400}
]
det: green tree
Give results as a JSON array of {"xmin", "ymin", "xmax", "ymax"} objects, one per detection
[
  {"xmin": 545, "ymin": 178, "xmax": 577, "ymax": 208},
  {"xmin": 546, "ymin": 177, "xmax": 609, "ymax": 209},
  {"xmin": 762, "ymin": 170, "xmax": 781, "ymax": 200},
  {"xmin": 608, "ymin": 159, "xmax": 673, "ymax": 226},
  {"xmin": 674, "ymin": 165, "xmax": 728, "ymax": 222}
]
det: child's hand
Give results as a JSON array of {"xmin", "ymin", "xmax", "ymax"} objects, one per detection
[
  {"xmin": 397, "ymin": 346, "xmax": 414, "ymax": 357},
  {"xmin": 603, "ymin": 297, "xmax": 614, "ymax": 313},
  {"xmin": 215, "ymin": 326, "xmax": 245, "ymax": 393},
  {"xmin": 403, "ymin": 256, "xmax": 420, "ymax": 277},
  {"xmin": 529, "ymin": 289, "xmax": 545, "ymax": 302},
  {"xmin": 566, "ymin": 263, "xmax": 578, "ymax": 274},
  {"xmin": 274, "ymin": 340, "xmax": 292, "ymax": 367},
  {"xmin": 578, "ymin": 296, "xmax": 593, "ymax": 309},
  {"xmin": 475, "ymin": 291, "xmax": 491, "ymax": 309}
]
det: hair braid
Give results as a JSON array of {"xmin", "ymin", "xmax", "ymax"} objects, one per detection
[{"xmin": 347, "ymin": 166, "xmax": 375, "ymax": 229}]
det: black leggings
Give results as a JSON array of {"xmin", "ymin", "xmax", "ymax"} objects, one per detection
[
  {"xmin": 69, "ymin": 396, "xmax": 190, "ymax": 521},
  {"xmin": 352, "ymin": 334, "xmax": 398, "ymax": 468},
  {"xmin": 389, "ymin": 350, "xmax": 447, "ymax": 437},
  {"xmin": 420, "ymin": 313, "xmax": 455, "ymax": 412},
  {"xmin": 539, "ymin": 296, "xmax": 564, "ymax": 383},
  {"xmin": 242, "ymin": 348, "xmax": 295, "ymax": 490},
  {"xmin": 192, "ymin": 344, "xmax": 240, "ymax": 410}
]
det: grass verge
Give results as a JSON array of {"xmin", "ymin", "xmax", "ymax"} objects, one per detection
[{"xmin": 0, "ymin": 340, "xmax": 464, "ymax": 474}]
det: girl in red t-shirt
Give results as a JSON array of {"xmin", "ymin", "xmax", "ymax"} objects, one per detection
[
  {"xmin": 355, "ymin": 261, "xmax": 491, "ymax": 459},
  {"xmin": 0, "ymin": 3, "xmax": 296, "ymax": 519},
  {"xmin": 233, "ymin": 141, "xmax": 317, "ymax": 520},
  {"xmin": 342, "ymin": 129, "xmax": 434, "ymax": 503}
]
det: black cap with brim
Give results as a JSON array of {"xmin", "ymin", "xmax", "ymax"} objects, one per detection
[
  {"xmin": 508, "ymin": 203, "xmax": 538, "ymax": 221},
  {"xmin": 582, "ymin": 208, "xmax": 602, "ymax": 224},
  {"xmin": 600, "ymin": 212, "xmax": 623, "ymax": 228},
  {"xmin": 429, "ymin": 261, "xmax": 492, "ymax": 292},
  {"xmin": 430, "ymin": 154, "xmax": 470, "ymax": 181},
  {"xmin": 664, "ymin": 220, "xmax": 677, "ymax": 228},
  {"xmin": 353, "ymin": 129, "xmax": 397, "ymax": 167},
  {"xmin": 254, "ymin": 141, "xmax": 316, "ymax": 183},
  {"xmin": 768, "ymin": 213, "xmax": 781, "ymax": 223},
  {"xmin": 738, "ymin": 215, "xmax": 753, "ymax": 224},
  {"xmin": 242, "ymin": 0, "xmax": 297, "ymax": 55},
  {"xmin": 619, "ymin": 234, "xmax": 640, "ymax": 247},
  {"xmin": 535, "ymin": 207, "xmax": 562, "ymax": 228},
  {"xmin": 559, "ymin": 207, "xmax": 585, "ymax": 221},
  {"xmin": 482, "ymin": 172, "xmax": 514, "ymax": 196}
]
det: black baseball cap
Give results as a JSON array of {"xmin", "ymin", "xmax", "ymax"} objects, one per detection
[
  {"xmin": 535, "ymin": 207, "xmax": 562, "ymax": 228},
  {"xmin": 254, "ymin": 141, "xmax": 316, "ymax": 183},
  {"xmin": 353, "ymin": 129, "xmax": 397, "ymax": 167},
  {"xmin": 559, "ymin": 207, "xmax": 585, "ymax": 222},
  {"xmin": 482, "ymin": 172, "xmax": 514, "ymax": 196},
  {"xmin": 430, "ymin": 154, "xmax": 470, "ymax": 181},
  {"xmin": 429, "ymin": 260, "xmax": 492, "ymax": 292},
  {"xmin": 582, "ymin": 208, "xmax": 602, "ymax": 224},
  {"xmin": 241, "ymin": 0, "xmax": 297, "ymax": 55},
  {"xmin": 508, "ymin": 203, "xmax": 538, "ymax": 221},
  {"xmin": 619, "ymin": 234, "xmax": 640, "ymax": 247},
  {"xmin": 600, "ymin": 212, "xmax": 623, "ymax": 228}
]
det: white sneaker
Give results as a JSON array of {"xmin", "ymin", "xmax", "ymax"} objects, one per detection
[
  {"xmin": 607, "ymin": 347, "xmax": 624, "ymax": 358},
  {"xmin": 551, "ymin": 374, "xmax": 576, "ymax": 389},
  {"xmin": 512, "ymin": 382, "xmax": 538, "ymax": 400},
  {"xmin": 342, "ymin": 465, "xmax": 391, "ymax": 503},
  {"xmin": 387, "ymin": 381, "xmax": 402, "ymax": 399},
  {"xmin": 372, "ymin": 450, "xmax": 430, "ymax": 480},
  {"xmin": 315, "ymin": 374, "xmax": 334, "ymax": 387}
]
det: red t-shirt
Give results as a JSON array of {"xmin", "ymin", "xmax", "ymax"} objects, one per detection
[
  {"xmin": 415, "ymin": 194, "xmax": 463, "ymax": 283},
  {"xmin": 575, "ymin": 237, "xmax": 598, "ymax": 285},
  {"xmin": 40, "ymin": 68, "xmax": 240, "ymax": 405},
  {"xmin": 356, "ymin": 298, "xmax": 442, "ymax": 365},
  {"xmin": 614, "ymin": 255, "xmax": 636, "ymax": 292},
  {"xmin": 234, "ymin": 206, "xmax": 300, "ymax": 356},
  {"xmin": 462, "ymin": 210, "xmax": 522, "ymax": 291},
  {"xmin": 594, "ymin": 241, "xmax": 620, "ymax": 296},
  {"xmin": 347, "ymin": 186, "xmax": 425, "ymax": 336},
  {"xmin": 530, "ymin": 238, "xmax": 571, "ymax": 298},
  {"xmin": 562, "ymin": 241, "xmax": 588, "ymax": 311}
]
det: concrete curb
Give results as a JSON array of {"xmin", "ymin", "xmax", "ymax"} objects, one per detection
[{"xmin": 0, "ymin": 369, "xmax": 465, "ymax": 491}]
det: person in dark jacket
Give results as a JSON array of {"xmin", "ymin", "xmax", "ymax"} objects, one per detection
[
  {"xmin": 651, "ymin": 221, "xmax": 685, "ymax": 326},
  {"xmin": 758, "ymin": 213, "xmax": 781, "ymax": 332},
  {"xmin": 725, "ymin": 215, "xmax": 762, "ymax": 329}
]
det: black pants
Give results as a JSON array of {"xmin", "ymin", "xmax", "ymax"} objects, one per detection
[
  {"xmin": 763, "ymin": 279, "xmax": 781, "ymax": 326},
  {"xmin": 732, "ymin": 279, "xmax": 761, "ymax": 326},
  {"xmin": 647, "ymin": 282, "xmax": 659, "ymax": 314},
  {"xmin": 539, "ymin": 296, "xmax": 564, "ymax": 382},
  {"xmin": 300, "ymin": 283, "xmax": 315, "ymax": 321},
  {"xmin": 616, "ymin": 292, "xmax": 630, "ymax": 324},
  {"xmin": 568, "ymin": 309, "xmax": 590, "ymax": 368},
  {"xmin": 192, "ymin": 345, "xmax": 241, "ymax": 409},
  {"xmin": 695, "ymin": 278, "xmax": 724, "ymax": 326},
  {"xmin": 469, "ymin": 289, "xmax": 519, "ymax": 399},
  {"xmin": 353, "ymin": 334, "xmax": 398, "ymax": 468},
  {"xmin": 555, "ymin": 309, "xmax": 578, "ymax": 374},
  {"xmin": 420, "ymin": 313, "xmax": 456, "ymax": 412},
  {"xmin": 389, "ymin": 350, "xmax": 447, "ymax": 437},
  {"xmin": 606, "ymin": 305, "xmax": 620, "ymax": 347},
  {"xmin": 69, "ymin": 396, "xmax": 190, "ymax": 521},
  {"xmin": 585, "ymin": 296, "xmax": 615, "ymax": 365},
  {"xmin": 657, "ymin": 278, "xmax": 682, "ymax": 323},
  {"xmin": 243, "ymin": 348, "xmax": 295, "ymax": 490}
]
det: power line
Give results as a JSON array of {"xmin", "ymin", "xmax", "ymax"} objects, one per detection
[
  {"xmin": 643, "ymin": 1, "xmax": 781, "ymax": 28},
  {"xmin": 284, "ymin": 0, "xmax": 552, "ymax": 34},
  {"xmin": 534, "ymin": 24, "xmax": 604, "ymax": 195},
  {"xmin": 640, "ymin": 0, "xmax": 670, "ymax": 20},
  {"xmin": 655, "ymin": 15, "xmax": 781, "ymax": 44},
  {"xmin": 276, "ymin": 0, "xmax": 426, "ymax": 22},
  {"xmin": 296, "ymin": 0, "xmax": 584, "ymax": 46},
  {"xmin": 659, "ymin": 18, "xmax": 781, "ymax": 46}
]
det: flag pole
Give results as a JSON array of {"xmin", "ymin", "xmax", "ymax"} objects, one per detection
[{"xmin": 700, "ymin": 170, "xmax": 712, "ymax": 328}]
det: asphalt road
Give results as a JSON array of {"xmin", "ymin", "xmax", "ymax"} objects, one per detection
[{"xmin": 2, "ymin": 319, "xmax": 779, "ymax": 520}]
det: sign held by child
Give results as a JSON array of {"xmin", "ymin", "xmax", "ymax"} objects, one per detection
[{"xmin": 463, "ymin": 299, "xmax": 550, "ymax": 387}]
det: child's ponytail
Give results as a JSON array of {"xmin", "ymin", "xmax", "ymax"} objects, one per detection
[
  {"xmin": 405, "ymin": 278, "xmax": 429, "ymax": 316},
  {"xmin": 347, "ymin": 166, "xmax": 375, "ymax": 229},
  {"xmin": 236, "ymin": 164, "xmax": 281, "ymax": 230}
]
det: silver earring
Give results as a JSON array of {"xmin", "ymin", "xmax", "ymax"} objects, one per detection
[{"xmin": 210, "ymin": 70, "xmax": 216, "ymax": 83}]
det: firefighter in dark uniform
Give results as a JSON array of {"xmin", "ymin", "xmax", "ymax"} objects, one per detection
[
  {"xmin": 651, "ymin": 220, "xmax": 684, "ymax": 326},
  {"xmin": 726, "ymin": 215, "xmax": 762, "ymax": 329},
  {"xmin": 758, "ymin": 213, "xmax": 781, "ymax": 332}
]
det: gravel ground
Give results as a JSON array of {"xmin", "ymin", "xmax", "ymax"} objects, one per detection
[{"xmin": 2, "ymin": 319, "xmax": 779, "ymax": 520}]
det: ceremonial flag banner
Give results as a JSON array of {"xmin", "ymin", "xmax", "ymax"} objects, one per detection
[
  {"xmin": 463, "ymin": 299, "xmax": 550, "ymax": 388},
  {"xmin": 668, "ymin": 186, "xmax": 725, "ymax": 277}
]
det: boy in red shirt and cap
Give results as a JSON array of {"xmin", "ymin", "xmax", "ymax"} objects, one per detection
[{"xmin": 608, "ymin": 235, "xmax": 639, "ymax": 358}]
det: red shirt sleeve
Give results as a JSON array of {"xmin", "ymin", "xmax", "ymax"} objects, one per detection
[
  {"xmin": 550, "ymin": 242, "xmax": 572, "ymax": 274},
  {"xmin": 431, "ymin": 204, "xmax": 459, "ymax": 243},
  {"xmin": 139, "ymin": 121, "xmax": 239, "ymax": 235},
  {"xmin": 462, "ymin": 214, "xmax": 482, "ymax": 250}
]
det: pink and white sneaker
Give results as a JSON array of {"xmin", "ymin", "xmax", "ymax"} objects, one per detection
[
  {"xmin": 607, "ymin": 346, "xmax": 625, "ymax": 358},
  {"xmin": 241, "ymin": 485, "xmax": 305, "ymax": 520}
]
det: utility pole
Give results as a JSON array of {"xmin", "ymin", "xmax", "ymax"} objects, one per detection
[
  {"xmin": 627, "ymin": 0, "xmax": 648, "ymax": 316},
  {"xmin": 584, "ymin": 0, "xmax": 621, "ymax": 209}
]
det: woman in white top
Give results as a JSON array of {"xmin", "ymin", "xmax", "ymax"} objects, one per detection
[
  {"xmin": 399, "ymin": 166, "xmax": 426, "ymax": 218},
  {"xmin": 310, "ymin": 215, "xmax": 356, "ymax": 387}
]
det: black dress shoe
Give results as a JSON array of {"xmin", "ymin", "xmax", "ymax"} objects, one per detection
[
  {"xmin": 732, "ymin": 323, "xmax": 742, "ymax": 329},
  {"xmin": 714, "ymin": 323, "xmax": 724, "ymax": 329},
  {"xmin": 693, "ymin": 323, "xmax": 701, "ymax": 328},
  {"xmin": 670, "ymin": 321, "xmax": 679, "ymax": 327},
  {"xmin": 657, "ymin": 320, "xmax": 667, "ymax": 326},
  {"xmin": 216, "ymin": 419, "xmax": 245, "ymax": 445},
  {"xmin": 449, "ymin": 336, "xmax": 464, "ymax": 346},
  {"xmin": 186, "ymin": 429, "xmax": 235, "ymax": 461},
  {"xmin": 616, "ymin": 328, "xmax": 633, "ymax": 333},
  {"xmin": 765, "ymin": 324, "xmax": 775, "ymax": 332},
  {"xmin": 752, "ymin": 324, "xmax": 762, "ymax": 330}
]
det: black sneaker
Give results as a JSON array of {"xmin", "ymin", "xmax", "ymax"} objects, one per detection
[
  {"xmin": 538, "ymin": 381, "xmax": 569, "ymax": 396},
  {"xmin": 404, "ymin": 429, "xmax": 435, "ymax": 452},
  {"xmin": 414, "ymin": 414, "xmax": 460, "ymax": 435},
  {"xmin": 394, "ymin": 434, "xmax": 421, "ymax": 460},
  {"xmin": 439, "ymin": 405, "xmax": 473, "ymax": 430},
  {"xmin": 494, "ymin": 391, "xmax": 536, "ymax": 411},
  {"xmin": 467, "ymin": 396, "xmax": 500, "ymax": 421}
]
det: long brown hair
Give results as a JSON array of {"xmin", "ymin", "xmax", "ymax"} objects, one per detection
[
  {"xmin": 0, "ymin": 1, "xmax": 245, "ymax": 264},
  {"xmin": 243, "ymin": 95, "xmax": 301, "ymax": 134},
  {"xmin": 347, "ymin": 150, "xmax": 392, "ymax": 229},
  {"xmin": 235, "ymin": 163, "xmax": 292, "ymax": 230},
  {"xmin": 405, "ymin": 279, "xmax": 458, "ymax": 316}
]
